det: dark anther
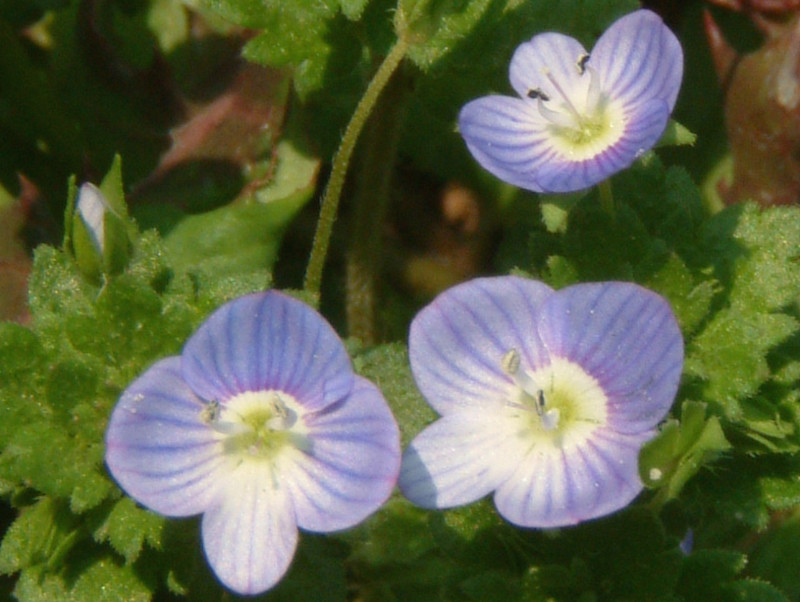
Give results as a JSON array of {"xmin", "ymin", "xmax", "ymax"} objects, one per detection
[
  {"xmin": 535, "ymin": 390, "xmax": 546, "ymax": 416},
  {"xmin": 527, "ymin": 88, "xmax": 550, "ymax": 101},
  {"xmin": 577, "ymin": 53, "xmax": 590, "ymax": 74}
]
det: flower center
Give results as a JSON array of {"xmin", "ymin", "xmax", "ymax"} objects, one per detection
[
  {"xmin": 200, "ymin": 390, "xmax": 309, "ymax": 462},
  {"xmin": 527, "ymin": 53, "xmax": 626, "ymax": 161},
  {"xmin": 502, "ymin": 350, "xmax": 607, "ymax": 446}
]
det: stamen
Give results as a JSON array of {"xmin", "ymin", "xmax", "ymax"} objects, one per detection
[
  {"xmin": 501, "ymin": 349, "xmax": 560, "ymax": 430},
  {"xmin": 541, "ymin": 67, "xmax": 584, "ymax": 125}
]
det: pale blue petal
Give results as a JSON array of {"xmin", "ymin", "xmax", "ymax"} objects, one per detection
[
  {"xmin": 283, "ymin": 377, "xmax": 400, "ymax": 532},
  {"xmin": 409, "ymin": 276, "xmax": 554, "ymax": 415},
  {"xmin": 105, "ymin": 357, "xmax": 227, "ymax": 517},
  {"xmin": 399, "ymin": 410, "xmax": 523, "ymax": 509},
  {"xmin": 509, "ymin": 32, "xmax": 589, "ymax": 101},
  {"xmin": 534, "ymin": 98, "xmax": 670, "ymax": 193},
  {"xmin": 494, "ymin": 427, "xmax": 648, "ymax": 527},
  {"xmin": 591, "ymin": 10, "xmax": 683, "ymax": 110},
  {"xmin": 201, "ymin": 463, "xmax": 298, "ymax": 595},
  {"xmin": 182, "ymin": 291, "xmax": 353, "ymax": 411},
  {"xmin": 459, "ymin": 96, "xmax": 554, "ymax": 193},
  {"xmin": 537, "ymin": 282, "xmax": 683, "ymax": 434}
]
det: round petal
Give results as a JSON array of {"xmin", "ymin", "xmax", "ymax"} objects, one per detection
[
  {"xmin": 459, "ymin": 96, "xmax": 554, "ymax": 193},
  {"xmin": 398, "ymin": 410, "xmax": 523, "ymax": 509},
  {"xmin": 533, "ymin": 98, "xmax": 670, "ymax": 193},
  {"xmin": 537, "ymin": 282, "xmax": 683, "ymax": 434},
  {"xmin": 105, "ymin": 357, "xmax": 227, "ymax": 517},
  {"xmin": 494, "ymin": 427, "xmax": 649, "ymax": 527},
  {"xmin": 409, "ymin": 276, "xmax": 554, "ymax": 415},
  {"xmin": 282, "ymin": 376, "xmax": 401, "ymax": 532},
  {"xmin": 509, "ymin": 32, "xmax": 590, "ymax": 102},
  {"xmin": 182, "ymin": 291, "xmax": 353, "ymax": 412},
  {"xmin": 201, "ymin": 463, "xmax": 298, "ymax": 595},
  {"xmin": 591, "ymin": 10, "xmax": 683, "ymax": 110}
]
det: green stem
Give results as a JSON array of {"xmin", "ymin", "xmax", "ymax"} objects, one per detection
[
  {"xmin": 598, "ymin": 179, "xmax": 615, "ymax": 218},
  {"xmin": 345, "ymin": 68, "xmax": 408, "ymax": 343},
  {"xmin": 303, "ymin": 37, "xmax": 409, "ymax": 300}
]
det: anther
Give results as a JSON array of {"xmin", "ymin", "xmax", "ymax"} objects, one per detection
[
  {"xmin": 527, "ymin": 88, "xmax": 550, "ymax": 101},
  {"xmin": 576, "ymin": 53, "xmax": 590, "ymax": 75},
  {"xmin": 535, "ymin": 389, "xmax": 547, "ymax": 416},
  {"xmin": 201, "ymin": 400, "xmax": 221, "ymax": 424}
]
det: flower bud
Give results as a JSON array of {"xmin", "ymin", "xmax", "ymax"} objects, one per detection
[{"xmin": 70, "ymin": 182, "xmax": 131, "ymax": 280}]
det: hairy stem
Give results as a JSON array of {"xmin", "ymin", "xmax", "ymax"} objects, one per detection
[
  {"xmin": 303, "ymin": 37, "xmax": 409, "ymax": 301},
  {"xmin": 345, "ymin": 68, "xmax": 408, "ymax": 343}
]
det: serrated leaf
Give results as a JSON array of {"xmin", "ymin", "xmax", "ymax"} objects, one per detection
[
  {"xmin": 95, "ymin": 497, "xmax": 164, "ymax": 564},
  {"xmin": 677, "ymin": 549, "xmax": 748, "ymax": 601},
  {"xmin": 685, "ymin": 311, "xmax": 798, "ymax": 419},
  {"xmin": 0, "ymin": 422, "xmax": 112, "ymax": 512},
  {"xmin": 724, "ymin": 579, "xmax": 790, "ymax": 602},
  {"xmin": 70, "ymin": 556, "xmax": 152, "ymax": 601},
  {"xmin": 0, "ymin": 497, "xmax": 79, "ymax": 575}
]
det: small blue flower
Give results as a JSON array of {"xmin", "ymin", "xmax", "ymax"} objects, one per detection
[
  {"xmin": 459, "ymin": 10, "xmax": 683, "ymax": 193},
  {"xmin": 105, "ymin": 291, "xmax": 401, "ymax": 595},
  {"xmin": 399, "ymin": 276, "xmax": 683, "ymax": 527}
]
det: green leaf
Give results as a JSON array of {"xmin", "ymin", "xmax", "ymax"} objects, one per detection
[
  {"xmin": 639, "ymin": 401, "xmax": 731, "ymax": 500},
  {"xmin": 70, "ymin": 556, "xmax": 152, "ymax": 602},
  {"xmin": 539, "ymin": 192, "xmax": 585, "ymax": 234},
  {"xmin": 163, "ymin": 139, "xmax": 319, "ymax": 279},
  {"xmin": 685, "ymin": 311, "xmax": 798, "ymax": 419},
  {"xmin": 699, "ymin": 204, "xmax": 800, "ymax": 313},
  {"xmin": 656, "ymin": 120, "xmax": 697, "ymax": 148},
  {"xmin": 0, "ymin": 323, "xmax": 44, "ymax": 379},
  {"xmin": 644, "ymin": 253, "xmax": 716, "ymax": 336},
  {"xmin": 94, "ymin": 497, "xmax": 164, "ymax": 564},
  {"xmin": 0, "ymin": 497, "xmax": 80, "ymax": 575},
  {"xmin": 677, "ymin": 549, "xmax": 747, "ymax": 601},
  {"xmin": 352, "ymin": 342, "xmax": 435, "ymax": 448},
  {"xmin": 0, "ymin": 422, "xmax": 112, "ymax": 512},
  {"xmin": 723, "ymin": 580, "xmax": 790, "ymax": 602},
  {"xmin": 348, "ymin": 498, "xmax": 437, "ymax": 566}
]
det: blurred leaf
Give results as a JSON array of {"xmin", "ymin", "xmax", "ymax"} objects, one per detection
[
  {"xmin": 352, "ymin": 342, "xmax": 435, "ymax": 448},
  {"xmin": 640, "ymin": 401, "xmax": 731, "ymax": 500}
]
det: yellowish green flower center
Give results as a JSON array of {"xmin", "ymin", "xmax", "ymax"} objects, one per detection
[
  {"xmin": 201, "ymin": 391, "xmax": 309, "ymax": 463},
  {"xmin": 530, "ymin": 57, "xmax": 627, "ymax": 161},
  {"xmin": 503, "ymin": 351, "xmax": 607, "ymax": 447}
]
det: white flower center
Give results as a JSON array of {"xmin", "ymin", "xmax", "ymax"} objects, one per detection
[
  {"xmin": 528, "ymin": 54, "xmax": 627, "ymax": 161},
  {"xmin": 502, "ymin": 349, "xmax": 607, "ymax": 447},
  {"xmin": 200, "ymin": 390, "xmax": 310, "ymax": 463}
]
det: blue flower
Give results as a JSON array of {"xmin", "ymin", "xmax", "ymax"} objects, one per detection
[
  {"xmin": 459, "ymin": 10, "xmax": 683, "ymax": 193},
  {"xmin": 105, "ymin": 291, "xmax": 401, "ymax": 595},
  {"xmin": 399, "ymin": 276, "xmax": 683, "ymax": 527}
]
